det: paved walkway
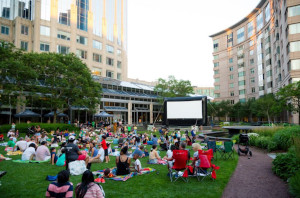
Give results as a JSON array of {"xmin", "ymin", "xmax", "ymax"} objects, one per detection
[{"xmin": 222, "ymin": 146, "xmax": 290, "ymax": 198}]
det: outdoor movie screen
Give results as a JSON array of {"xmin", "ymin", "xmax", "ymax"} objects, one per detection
[{"xmin": 166, "ymin": 100, "xmax": 203, "ymax": 119}]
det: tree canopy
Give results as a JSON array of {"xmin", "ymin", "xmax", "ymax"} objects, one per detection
[
  {"xmin": 154, "ymin": 75, "xmax": 194, "ymax": 101},
  {"xmin": 0, "ymin": 41, "xmax": 102, "ymax": 123}
]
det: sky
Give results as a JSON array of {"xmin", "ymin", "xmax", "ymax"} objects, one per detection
[{"xmin": 127, "ymin": 0, "xmax": 261, "ymax": 87}]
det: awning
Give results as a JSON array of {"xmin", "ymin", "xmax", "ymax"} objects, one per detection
[
  {"xmin": 44, "ymin": 111, "xmax": 68, "ymax": 117},
  {"xmin": 104, "ymin": 106, "xmax": 128, "ymax": 112},
  {"xmin": 94, "ymin": 111, "xmax": 113, "ymax": 117},
  {"xmin": 14, "ymin": 110, "xmax": 41, "ymax": 117}
]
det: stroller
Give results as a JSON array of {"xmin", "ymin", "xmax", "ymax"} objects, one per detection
[{"xmin": 237, "ymin": 133, "xmax": 252, "ymax": 157}]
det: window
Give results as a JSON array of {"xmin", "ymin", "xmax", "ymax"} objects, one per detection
[
  {"xmin": 117, "ymin": 49, "xmax": 122, "ymax": 56},
  {"xmin": 215, "ymin": 93, "xmax": 220, "ymax": 98},
  {"xmin": 215, "ymin": 85, "xmax": 220, "ymax": 90},
  {"xmin": 256, "ymin": 12, "xmax": 263, "ymax": 32},
  {"xmin": 58, "ymin": 0, "xmax": 71, "ymax": 26},
  {"xmin": 213, "ymin": 55, "xmax": 219, "ymax": 60},
  {"xmin": 230, "ymin": 83, "xmax": 234, "ymax": 88},
  {"xmin": 106, "ymin": 57, "xmax": 114, "ymax": 66},
  {"xmin": 92, "ymin": 68, "xmax": 102, "ymax": 76},
  {"xmin": 41, "ymin": 0, "xmax": 51, "ymax": 21},
  {"xmin": 21, "ymin": 25, "xmax": 29, "ymax": 35},
  {"xmin": 250, "ymin": 50, "xmax": 254, "ymax": 56},
  {"xmin": 215, "ymin": 78, "xmax": 220, "ymax": 82},
  {"xmin": 18, "ymin": 0, "xmax": 32, "ymax": 20},
  {"xmin": 117, "ymin": 73, "xmax": 121, "ymax": 80},
  {"xmin": 265, "ymin": 47, "xmax": 271, "ymax": 55},
  {"xmin": 229, "ymin": 58, "xmax": 233, "ymax": 63},
  {"xmin": 291, "ymin": 59, "xmax": 300, "ymax": 70},
  {"xmin": 106, "ymin": 45, "xmax": 114, "ymax": 53},
  {"xmin": 57, "ymin": 45, "xmax": 70, "ymax": 54},
  {"xmin": 229, "ymin": 66, "xmax": 234, "ymax": 71},
  {"xmin": 248, "ymin": 21, "xmax": 254, "ymax": 38},
  {"xmin": 230, "ymin": 91, "xmax": 234, "ymax": 96},
  {"xmin": 1, "ymin": 0, "xmax": 10, "ymax": 19},
  {"xmin": 250, "ymin": 68, "xmax": 255, "ymax": 74},
  {"xmin": 230, "ymin": 100, "xmax": 235, "ymax": 104},
  {"xmin": 20, "ymin": 41, "xmax": 28, "ymax": 51},
  {"xmin": 237, "ymin": 27, "xmax": 245, "ymax": 43},
  {"xmin": 238, "ymin": 80, "xmax": 246, "ymax": 86},
  {"xmin": 1, "ymin": 25, "xmax": 9, "ymax": 35},
  {"xmin": 214, "ymin": 62, "xmax": 219, "ymax": 67},
  {"xmin": 117, "ymin": 61, "xmax": 122, "ymax": 68},
  {"xmin": 289, "ymin": 23, "xmax": 300, "ymax": 34},
  {"xmin": 76, "ymin": 35, "xmax": 87, "ymax": 45},
  {"xmin": 40, "ymin": 26, "xmax": 50, "ymax": 36},
  {"xmin": 227, "ymin": 33, "xmax": 233, "ymax": 47},
  {"xmin": 76, "ymin": 49, "xmax": 87, "ymax": 59},
  {"xmin": 250, "ymin": 59, "xmax": 254, "ymax": 65},
  {"xmin": 288, "ymin": 5, "xmax": 300, "ymax": 17},
  {"xmin": 93, "ymin": 53, "xmax": 101, "ymax": 63},
  {"xmin": 213, "ymin": 39, "xmax": 219, "ymax": 52},
  {"xmin": 229, "ymin": 74, "xmax": 234, "ymax": 80},
  {"xmin": 266, "ymin": 70, "xmax": 272, "ymax": 77},
  {"xmin": 290, "ymin": 41, "xmax": 300, "ymax": 52},
  {"xmin": 252, "ymin": 87, "xmax": 255, "ymax": 93},
  {"xmin": 266, "ymin": 59, "xmax": 272, "ymax": 66},
  {"xmin": 239, "ymin": 89, "xmax": 246, "ymax": 95},
  {"xmin": 57, "ymin": 30, "xmax": 70, "ymax": 40},
  {"xmin": 77, "ymin": 0, "xmax": 89, "ymax": 31},
  {"xmin": 239, "ymin": 98, "xmax": 246, "ymax": 103},
  {"xmin": 106, "ymin": 70, "xmax": 114, "ymax": 78},
  {"xmin": 265, "ymin": 3, "xmax": 270, "ymax": 22},
  {"xmin": 249, "ymin": 40, "xmax": 254, "ymax": 46},
  {"xmin": 251, "ymin": 77, "xmax": 255, "ymax": 83},
  {"xmin": 40, "ymin": 42, "xmax": 50, "ymax": 52},
  {"xmin": 214, "ymin": 70, "xmax": 219, "ymax": 75},
  {"xmin": 238, "ymin": 71, "xmax": 246, "ymax": 77},
  {"xmin": 92, "ymin": 40, "xmax": 102, "ymax": 50}
]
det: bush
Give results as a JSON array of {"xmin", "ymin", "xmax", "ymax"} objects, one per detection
[
  {"xmin": 273, "ymin": 126, "xmax": 300, "ymax": 151},
  {"xmin": 272, "ymin": 147, "xmax": 300, "ymax": 181},
  {"xmin": 253, "ymin": 127, "xmax": 282, "ymax": 137},
  {"xmin": 0, "ymin": 123, "xmax": 79, "ymax": 134},
  {"xmin": 231, "ymin": 134, "xmax": 239, "ymax": 144},
  {"xmin": 289, "ymin": 170, "xmax": 300, "ymax": 198}
]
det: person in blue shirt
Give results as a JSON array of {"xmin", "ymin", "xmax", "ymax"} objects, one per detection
[
  {"xmin": 131, "ymin": 145, "xmax": 145, "ymax": 158},
  {"xmin": 152, "ymin": 135, "xmax": 158, "ymax": 146}
]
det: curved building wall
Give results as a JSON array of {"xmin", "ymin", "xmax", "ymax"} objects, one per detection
[
  {"xmin": 210, "ymin": 0, "xmax": 300, "ymax": 108},
  {"xmin": 0, "ymin": 0, "xmax": 128, "ymax": 81}
]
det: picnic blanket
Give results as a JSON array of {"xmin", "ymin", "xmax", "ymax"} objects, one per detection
[
  {"xmin": 148, "ymin": 159, "xmax": 167, "ymax": 165},
  {"xmin": 5, "ymin": 147, "xmax": 13, "ymax": 152},
  {"xmin": 93, "ymin": 167, "xmax": 156, "ymax": 182},
  {"xmin": 0, "ymin": 143, "xmax": 8, "ymax": 147},
  {"xmin": 13, "ymin": 159, "xmax": 50, "ymax": 163},
  {"xmin": 7, "ymin": 151, "xmax": 23, "ymax": 156}
]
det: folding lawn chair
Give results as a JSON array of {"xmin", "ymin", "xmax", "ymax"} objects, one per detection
[
  {"xmin": 169, "ymin": 150, "xmax": 189, "ymax": 182},
  {"xmin": 207, "ymin": 141, "xmax": 217, "ymax": 160},
  {"xmin": 220, "ymin": 141, "xmax": 234, "ymax": 160},
  {"xmin": 195, "ymin": 149, "xmax": 219, "ymax": 181}
]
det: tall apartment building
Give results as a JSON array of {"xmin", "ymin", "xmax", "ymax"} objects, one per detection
[
  {"xmin": 210, "ymin": 0, "xmax": 300, "ymax": 109},
  {"xmin": 193, "ymin": 87, "xmax": 215, "ymax": 99},
  {"xmin": 0, "ymin": 0, "xmax": 128, "ymax": 81}
]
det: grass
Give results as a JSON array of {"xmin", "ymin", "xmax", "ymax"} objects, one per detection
[{"xmin": 0, "ymin": 131, "xmax": 238, "ymax": 198}]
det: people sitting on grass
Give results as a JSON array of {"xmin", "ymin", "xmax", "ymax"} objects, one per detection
[
  {"xmin": 46, "ymin": 170, "xmax": 73, "ymax": 198},
  {"xmin": 13, "ymin": 137, "xmax": 27, "ymax": 152},
  {"xmin": 75, "ymin": 170, "xmax": 104, "ymax": 198},
  {"xmin": 50, "ymin": 148, "xmax": 58, "ymax": 165},
  {"xmin": 21, "ymin": 143, "xmax": 37, "ymax": 161},
  {"xmin": 39, "ymin": 132, "xmax": 48, "ymax": 144},
  {"xmin": 116, "ymin": 146, "xmax": 131, "ymax": 175},
  {"xmin": 36, "ymin": 141, "xmax": 51, "ymax": 161},
  {"xmin": 131, "ymin": 145, "xmax": 145, "ymax": 158},
  {"xmin": 152, "ymin": 135, "xmax": 158, "ymax": 146},
  {"xmin": 64, "ymin": 136, "xmax": 89, "ymax": 169},
  {"xmin": 86, "ymin": 142, "xmax": 103, "ymax": 170},
  {"xmin": 131, "ymin": 153, "xmax": 142, "ymax": 173},
  {"xmin": 202, "ymin": 134, "xmax": 209, "ymax": 143},
  {"xmin": 6, "ymin": 137, "xmax": 15, "ymax": 148},
  {"xmin": 149, "ymin": 145, "xmax": 161, "ymax": 164},
  {"xmin": 163, "ymin": 145, "xmax": 176, "ymax": 170}
]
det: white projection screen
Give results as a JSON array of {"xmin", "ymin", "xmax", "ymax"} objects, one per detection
[{"xmin": 167, "ymin": 100, "xmax": 203, "ymax": 119}]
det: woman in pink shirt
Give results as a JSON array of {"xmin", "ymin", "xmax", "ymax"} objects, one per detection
[
  {"xmin": 75, "ymin": 170, "xmax": 104, "ymax": 198},
  {"xmin": 35, "ymin": 141, "xmax": 50, "ymax": 161}
]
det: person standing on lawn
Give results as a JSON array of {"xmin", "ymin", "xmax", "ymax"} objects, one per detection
[{"xmin": 64, "ymin": 136, "xmax": 89, "ymax": 169}]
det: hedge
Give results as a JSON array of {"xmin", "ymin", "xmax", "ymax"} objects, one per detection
[{"xmin": 0, "ymin": 123, "xmax": 79, "ymax": 134}]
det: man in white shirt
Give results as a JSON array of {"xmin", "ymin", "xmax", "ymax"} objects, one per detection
[
  {"xmin": 98, "ymin": 145, "xmax": 105, "ymax": 162},
  {"xmin": 13, "ymin": 137, "xmax": 27, "ymax": 151}
]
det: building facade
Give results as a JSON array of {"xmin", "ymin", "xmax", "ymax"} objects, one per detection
[
  {"xmin": 0, "ymin": 0, "xmax": 127, "ymax": 81},
  {"xmin": 210, "ymin": 0, "xmax": 300, "ymax": 122},
  {"xmin": 193, "ymin": 87, "xmax": 215, "ymax": 99}
]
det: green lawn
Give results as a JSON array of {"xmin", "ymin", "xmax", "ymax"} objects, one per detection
[{"xmin": 0, "ymin": 132, "xmax": 238, "ymax": 198}]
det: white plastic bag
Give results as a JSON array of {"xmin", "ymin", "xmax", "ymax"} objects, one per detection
[{"xmin": 69, "ymin": 160, "xmax": 87, "ymax": 175}]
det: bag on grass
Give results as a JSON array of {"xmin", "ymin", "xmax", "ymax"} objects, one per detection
[
  {"xmin": 46, "ymin": 175, "xmax": 57, "ymax": 181},
  {"xmin": 69, "ymin": 160, "xmax": 87, "ymax": 175},
  {"xmin": 56, "ymin": 153, "xmax": 66, "ymax": 166}
]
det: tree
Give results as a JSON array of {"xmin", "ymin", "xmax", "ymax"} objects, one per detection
[
  {"xmin": 154, "ymin": 75, "xmax": 194, "ymax": 101},
  {"xmin": 277, "ymin": 81, "xmax": 300, "ymax": 124},
  {"xmin": 218, "ymin": 100, "xmax": 232, "ymax": 121}
]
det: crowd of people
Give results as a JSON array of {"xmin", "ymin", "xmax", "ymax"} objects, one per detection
[{"xmin": 1, "ymin": 122, "xmax": 205, "ymax": 197}]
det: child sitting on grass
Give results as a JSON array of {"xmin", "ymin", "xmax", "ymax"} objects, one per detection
[
  {"xmin": 131, "ymin": 153, "xmax": 142, "ymax": 173},
  {"xmin": 50, "ymin": 148, "xmax": 58, "ymax": 165}
]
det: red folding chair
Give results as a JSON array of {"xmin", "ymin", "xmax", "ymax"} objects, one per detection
[
  {"xmin": 195, "ymin": 149, "xmax": 219, "ymax": 181},
  {"xmin": 169, "ymin": 150, "xmax": 189, "ymax": 182}
]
